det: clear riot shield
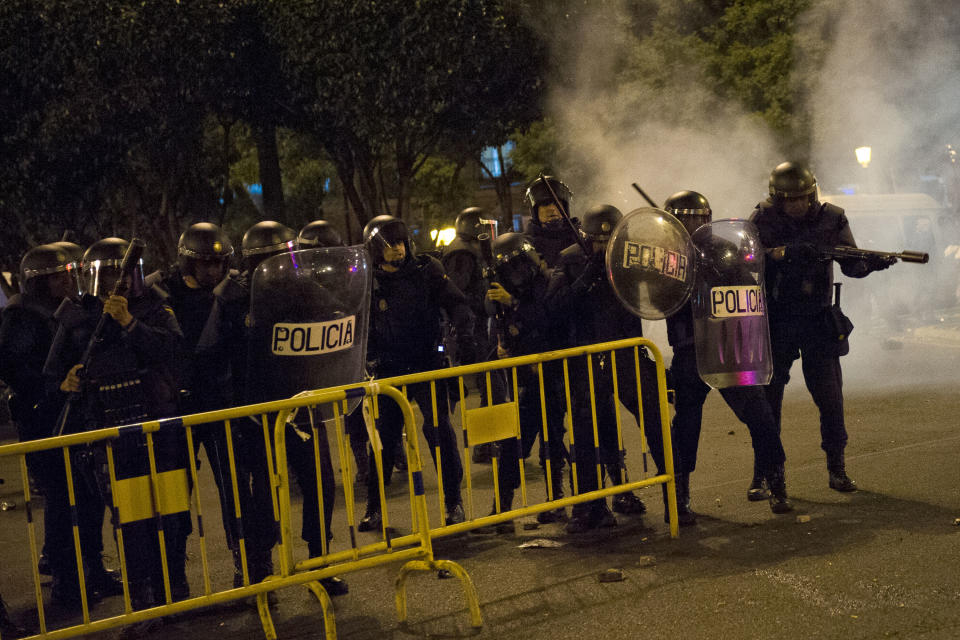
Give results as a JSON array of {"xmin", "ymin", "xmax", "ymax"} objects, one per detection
[
  {"xmin": 606, "ymin": 207, "xmax": 697, "ymax": 320},
  {"xmin": 690, "ymin": 219, "xmax": 772, "ymax": 388},
  {"xmin": 248, "ymin": 246, "xmax": 371, "ymax": 416}
]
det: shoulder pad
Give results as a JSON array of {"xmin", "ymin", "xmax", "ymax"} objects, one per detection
[
  {"xmin": 53, "ymin": 297, "xmax": 91, "ymax": 329},
  {"xmin": 143, "ymin": 269, "xmax": 165, "ymax": 288}
]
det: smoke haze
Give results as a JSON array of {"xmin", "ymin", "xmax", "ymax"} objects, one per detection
[{"xmin": 534, "ymin": 0, "xmax": 960, "ymax": 384}]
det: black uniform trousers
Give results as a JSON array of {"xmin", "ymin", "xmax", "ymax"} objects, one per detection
[
  {"xmin": 32, "ymin": 448, "xmax": 106, "ymax": 594},
  {"xmin": 494, "ymin": 362, "xmax": 568, "ymax": 501},
  {"xmin": 365, "ymin": 380, "xmax": 463, "ymax": 509},
  {"xmin": 194, "ymin": 419, "xmax": 277, "ymax": 562},
  {"xmin": 670, "ymin": 345, "xmax": 786, "ymax": 475},
  {"xmin": 569, "ymin": 348, "xmax": 667, "ymax": 498},
  {"xmin": 284, "ymin": 416, "xmax": 336, "ymax": 556},
  {"xmin": 765, "ymin": 316, "xmax": 848, "ymax": 455}
]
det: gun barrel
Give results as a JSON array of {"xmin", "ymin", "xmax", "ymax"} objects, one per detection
[
  {"xmin": 824, "ymin": 246, "xmax": 929, "ymax": 265},
  {"xmin": 898, "ymin": 250, "xmax": 929, "ymax": 264}
]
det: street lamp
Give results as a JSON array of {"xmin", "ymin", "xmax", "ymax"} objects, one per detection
[{"xmin": 855, "ymin": 146, "xmax": 872, "ymax": 168}]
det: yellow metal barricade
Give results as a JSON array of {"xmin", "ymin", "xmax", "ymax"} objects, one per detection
[
  {"xmin": 0, "ymin": 382, "xmax": 480, "ymax": 640},
  {"xmin": 357, "ymin": 337, "xmax": 679, "ymax": 540}
]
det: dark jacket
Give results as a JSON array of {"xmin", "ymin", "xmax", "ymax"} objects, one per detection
[
  {"xmin": 369, "ymin": 255, "xmax": 472, "ymax": 376},
  {"xmin": 751, "ymin": 199, "xmax": 871, "ymax": 318},
  {"xmin": 0, "ymin": 293, "xmax": 62, "ymax": 439},
  {"xmin": 525, "ymin": 218, "xmax": 583, "ymax": 269},
  {"xmin": 44, "ymin": 291, "xmax": 183, "ymax": 432},
  {"xmin": 547, "ymin": 244, "xmax": 644, "ymax": 348}
]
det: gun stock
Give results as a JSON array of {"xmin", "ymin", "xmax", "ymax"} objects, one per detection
[{"xmin": 54, "ymin": 238, "xmax": 146, "ymax": 435}]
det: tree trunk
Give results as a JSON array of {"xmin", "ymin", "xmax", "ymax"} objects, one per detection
[{"xmin": 253, "ymin": 120, "xmax": 285, "ymax": 220}]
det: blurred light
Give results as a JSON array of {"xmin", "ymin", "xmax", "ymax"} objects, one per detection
[
  {"xmin": 433, "ymin": 227, "xmax": 456, "ymax": 247},
  {"xmin": 855, "ymin": 146, "xmax": 872, "ymax": 168}
]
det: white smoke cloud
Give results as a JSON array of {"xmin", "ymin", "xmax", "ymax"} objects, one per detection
[
  {"xmin": 541, "ymin": 1, "xmax": 782, "ymax": 220},
  {"xmin": 535, "ymin": 0, "xmax": 960, "ymax": 381}
]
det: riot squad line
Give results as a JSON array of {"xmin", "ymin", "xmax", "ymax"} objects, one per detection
[{"xmin": 0, "ymin": 162, "xmax": 929, "ymax": 637}]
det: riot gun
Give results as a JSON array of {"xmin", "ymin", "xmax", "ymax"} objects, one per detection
[
  {"xmin": 54, "ymin": 238, "xmax": 146, "ymax": 436},
  {"xmin": 820, "ymin": 246, "xmax": 929, "ymax": 265}
]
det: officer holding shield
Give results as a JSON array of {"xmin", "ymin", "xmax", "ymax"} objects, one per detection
[
  {"xmin": 199, "ymin": 221, "xmax": 348, "ymax": 596},
  {"xmin": 664, "ymin": 191, "xmax": 791, "ymax": 520},
  {"xmin": 547, "ymin": 205, "xmax": 658, "ymax": 532}
]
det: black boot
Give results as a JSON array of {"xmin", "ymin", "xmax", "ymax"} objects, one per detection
[
  {"xmin": 766, "ymin": 465, "xmax": 793, "ymax": 514},
  {"xmin": 663, "ymin": 475, "xmax": 696, "ymax": 526},
  {"xmin": 536, "ymin": 466, "xmax": 567, "ymax": 524},
  {"xmin": 747, "ymin": 458, "xmax": 770, "ymax": 501},
  {"xmin": 358, "ymin": 502, "xmax": 382, "ymax": 532},
  {"xmin": 84, "ymin": 555, "xmax": 123, "ymax": 600},
  {"xmin": 475, "ymin": 489, "xmax": 515, "ymax": 535},
  {"xmin": 606, "ymin": 463, "xmax": 646, "ymax": 515},
  {"xmin": 565, "ymin": 500, "xmax": 617, "ymax": 534},
  {"xmin": 827, "ymin": 451, "xmax": 857, "ymax": 492}
]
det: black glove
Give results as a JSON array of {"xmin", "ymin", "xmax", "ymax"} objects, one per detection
[
  {"xmin": 783, "ymin": 243, "xmax": 821, "ymax": 263},
  {"xmin": 572, "ymin": 256, "xmax": 605, "ymax": 294},
  {"xmin": 866, "ymin": 254, "xmax": 897, "ymax": 272}
]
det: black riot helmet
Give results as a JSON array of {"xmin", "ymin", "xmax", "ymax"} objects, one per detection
[
  {"xmin": 769, "ymin": 162, "xmax": 819, "ymax": 212},
  {"xmin": 19, "ymin": 243, "xmax": 83, "ymax": 300},
  {"xmin": 663, "ymin": 190, "xmax": 712, "ymax": 236},
  {"xmin": 178, "ymin": 222, "xmax": 233, "ymax": 282},
  {"xmin": 525, "ymin": 175, "xmax": 573, "ymax": 227},
  {"xmin": 241, "ymin": 221, "xmax": 296, "ymax": 272},
  {"xmin": 50, "ymin": 241, "xmax": 86, "ymax": 296},
  {"xmin": 581, "ymin": 204, "xmax": 622, "ymax": 246},
  {"xmin": 455, "ymin": 207, "xmax": 485, "ymax": 240},
  {"xmin": 82, "ymin": 237, "xmax": 145, "ymax": 299},
  {"xmin": 491, "ymin": 232, "xmax": 542, "ymax": 297},
  {"xmin": 363, "ymin": 215, "xmax": 413, "ymax": 267},
  {"xmin": 298, "ymin": 219, "xmax": 344, "ymax": 248}
]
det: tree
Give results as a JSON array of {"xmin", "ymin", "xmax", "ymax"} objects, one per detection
[{"xmin": 272, "ymin": 0, "xmax": 544, "ymax": 230}]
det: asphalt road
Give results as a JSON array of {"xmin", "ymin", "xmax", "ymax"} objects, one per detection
[{"xmin": 1, "ymin": 317, "xmax": 959, "ymax": 640}]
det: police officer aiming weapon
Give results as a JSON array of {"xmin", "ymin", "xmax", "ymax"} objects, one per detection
[{"xmin": 54, "ymin": 238, "xmax": 146, "ymax": 436}]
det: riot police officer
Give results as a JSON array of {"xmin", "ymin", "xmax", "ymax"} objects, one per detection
[
  {"xmin": 524, "ymin": 175, "xmax": 582, "ymax": 268},
  {"xmin": 751, "ymin": 163, "xmax": 895, "ymax": 492},
  {"xmin": 359, "ymin": 215, "xmax": 472, "ymax": 531},
  {"xmin": 664, "ymin": 191, "xmax": 791, "ymax": 521},
  {"xmin": 298, "ymin": 219, "xmax": 344, "ymax": 249},
  {"xmin": 199, "ymin": 220, "xmax": 347, "ymax": 595},
  {"xmin": 149, "ymin": 223, "xmax": 252, "ymax": 579},
  {"xmin": 484, "ymin": 232, "xmax": 569, "ymax": 524},
  {"xmin": 0, "ymin": 243, "xmax": 120, "ymax": 609},
  {"xmin": 44, "ymin": 237, "xmax": 190, "ymax": 610},
  {"xmin": 441, "ymin": 207, "xmax": 508, "ymax": 463},
  {"xmin": 547, "ymin": 205, "xmax": 657, "ymax": 533}
]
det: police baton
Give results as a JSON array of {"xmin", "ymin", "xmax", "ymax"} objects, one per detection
[
  {"xmin": 631, "ymin": 183, "xmax": 659, "ymax": 208},
  {"xmin": 54, "ymin": 239, "xmax": 146, "ymax": 436}
]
